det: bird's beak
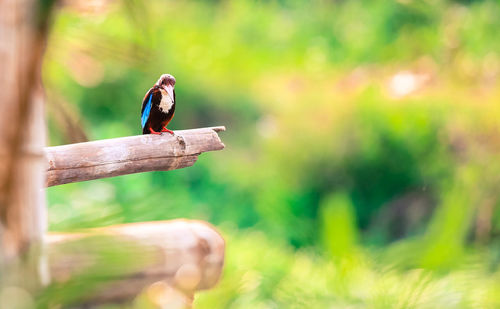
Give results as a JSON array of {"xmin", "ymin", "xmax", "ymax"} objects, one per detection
[{"xmin": 163, "ymin": 84, "xmax": 174, "ymax": 100}]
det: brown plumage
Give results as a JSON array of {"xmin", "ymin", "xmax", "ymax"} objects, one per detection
[{"xmin": 141, "ymin": 74, "xmax": 176, "ymax": 135}]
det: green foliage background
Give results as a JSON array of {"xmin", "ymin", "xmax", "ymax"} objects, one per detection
[{"xmin": 43, "ymin": 0, "xmax": 500, "ymax": 307}]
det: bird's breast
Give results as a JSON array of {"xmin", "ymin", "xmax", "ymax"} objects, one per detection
[{"xmin": 158, "ymin": 88, "xmax": 174, "ymax": 113}]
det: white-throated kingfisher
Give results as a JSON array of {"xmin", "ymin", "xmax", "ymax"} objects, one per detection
[{"xmin": 141, "ymin": 74, "xmax": 176, "ymax": 135}]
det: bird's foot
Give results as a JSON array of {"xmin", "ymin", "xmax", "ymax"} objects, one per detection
[
  {"xmin": 161, "ymin": 127, "xmax": 174, "ymax": 135},
  {"xmin": 149, "ymin": 127, "xmax": 162, "ymax": 135}
]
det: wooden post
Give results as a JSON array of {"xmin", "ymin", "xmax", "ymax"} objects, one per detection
[{"xmin": 0, "ymin": 0, "xmax": 53, "ymax": 264}]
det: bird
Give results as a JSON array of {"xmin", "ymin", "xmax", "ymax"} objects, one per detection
[{"xmin": 141, "ymin": 74, "xmax": 176, "ymax": 135}]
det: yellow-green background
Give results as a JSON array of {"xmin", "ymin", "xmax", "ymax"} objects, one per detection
[{"xmin": 43, "ymin": 0, "xmax": 500, "ymax": 307}]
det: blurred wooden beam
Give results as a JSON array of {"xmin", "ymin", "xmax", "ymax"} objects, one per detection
[
  {"xmin": 44, "ymin": 220, "xmax": 225, "ymax": 307},
  {"xmin": 45, "ymin": 126, "xmax": 226, "ymax": 187}
]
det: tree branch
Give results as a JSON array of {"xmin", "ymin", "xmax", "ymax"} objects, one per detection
[{"xmin": 45, "ymin": 126, "xmax": 225, "ymax": 187}]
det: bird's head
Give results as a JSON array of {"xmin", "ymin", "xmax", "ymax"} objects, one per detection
[{"xmin": 156, "ymin": 74, "xmax": 176, "ymax": 100}]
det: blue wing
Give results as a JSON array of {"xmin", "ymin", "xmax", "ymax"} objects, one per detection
[{"xmin": 141, "ymin": 93, "xmax": 153, "ymax": 128}]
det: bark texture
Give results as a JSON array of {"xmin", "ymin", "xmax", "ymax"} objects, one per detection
[{"xmin": 45, "ymin": 126, "xmax": 226, "ymax": 187}]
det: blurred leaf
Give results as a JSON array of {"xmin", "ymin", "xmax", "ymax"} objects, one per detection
[{"xmin": 320, "ymin": 192, "xmax": 358, "ymax": 258}]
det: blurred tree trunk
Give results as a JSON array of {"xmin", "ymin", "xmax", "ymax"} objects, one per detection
[{"xmin": 0, "ymin": 0, "xmax": 53, "ymax": 266}]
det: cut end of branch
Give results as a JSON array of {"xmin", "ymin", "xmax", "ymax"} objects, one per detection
[{"xmin": 210, "ymin": 126, "xmax": 226, "ymax": 133}]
